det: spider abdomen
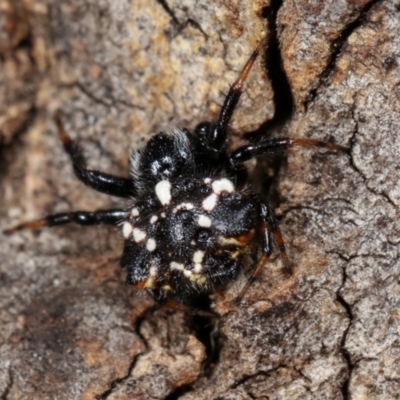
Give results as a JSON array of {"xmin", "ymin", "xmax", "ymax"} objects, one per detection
[{"xmin": 120, "ymin": 173, "xmax": 261, "ymax": 303}]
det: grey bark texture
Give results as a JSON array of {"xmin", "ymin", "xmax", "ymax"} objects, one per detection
[{"xmin": 0, "ymin": 0, "xmax": 399, "ymax": 399}]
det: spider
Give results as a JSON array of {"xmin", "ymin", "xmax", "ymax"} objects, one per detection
[{"xmin": 4, "ymin": 37, "xmax": 347, "ymax": 311}]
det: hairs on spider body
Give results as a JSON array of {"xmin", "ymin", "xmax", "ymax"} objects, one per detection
[{"xmin": 4, "ymin": 37, "xmax": 348, "ymax": 311}]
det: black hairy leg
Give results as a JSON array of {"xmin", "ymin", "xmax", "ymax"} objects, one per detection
[
  {"xmin": 4, "ymin": 209, "xmax": 127, "ymax": 234},
  {"xmin": 230, "ymin": 202, "xmax": 290, "ymax": 304},
  {"xmin": 230, "ymin": 137, "xmax": 349, "ymax": 165},
  {"xmin": 55, "ymin": 112, "xmax": 136, "ymax": 198},
  {"xmin": 203, "ymin": 37, "xmax": 267, "ymax": 150}
]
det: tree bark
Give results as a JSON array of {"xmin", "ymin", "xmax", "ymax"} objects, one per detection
[{"xmin": 0, "ymin": 0, "xmax": 399, "ymax": 399}]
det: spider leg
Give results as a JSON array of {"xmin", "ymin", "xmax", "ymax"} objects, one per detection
[
  {"xmin": 230, "ymin": 137, "xmax": 348, "ymax": 165},
  {"xmin": 55, "ymin": 112, "xmax": 136, "ymax": 198},
  {"xmin": 232, "ymin": 202, "xmax": 291, "ymax": 304},
  {"xmin": 3, "ymin": 209, "xmax": 127, "ymax": 234},
  {"xmin": 208, "ymin": 37, "xmax": 267, "ymax": 149}
]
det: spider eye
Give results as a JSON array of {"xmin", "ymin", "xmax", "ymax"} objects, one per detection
[
  {"xmin": 159, "ymin": 157, "xmax": 174, "ymax": 175},
  {"xmin": 195, "ymin": 122, "xmax": 211, "ymax": 137}
]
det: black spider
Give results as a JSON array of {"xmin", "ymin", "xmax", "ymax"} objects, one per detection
[{"xmin": 4, "ymin": 38, "xmax": 347, "ymax": 310}]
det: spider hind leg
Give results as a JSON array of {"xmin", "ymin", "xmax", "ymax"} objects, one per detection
[
  {"xmin": 232, "ymin": 202, "xmax": 291, "ymax": 304},
  {"xmin": 4, "ymin": 209, "xmax": 127, "ymax": 234}
]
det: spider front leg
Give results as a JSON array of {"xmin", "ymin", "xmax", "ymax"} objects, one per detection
[
  {"xmin": 232, "ymin": 203, "xmax": 291, "ymax": 304},
  {"xmin": 195, "ymin": 37, "xmax": 267, "ymax": 150},
  {"xmin": 55, "ymin": 112, "xmax": 136, "ymax": 198},
  {"xmin": 4, "ymin": 209, "xmax": 127, "ymax": 234},
  {"xmin": 229, "ymin": 137, "xmax": 349, "ymax": 166}
]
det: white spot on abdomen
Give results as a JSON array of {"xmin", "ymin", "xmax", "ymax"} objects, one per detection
[
  {"xmin": 194, "ymin": 263, "xmax": 203, "ymax": 273},
  {"xmin": 133, "ymin": 228, "xmax": 146, "ymax": 242},
  {"xmin": 193, "ymin": 250, "xmax": 205, "ymax": 263},
  {"xmin": 169, "ymin": 261, "xmax": 185, "ymax": 271},
  {"xmin": 149, "ymin": 263, "xmax": 158, "ymax": 276},
  {"xmin": 150, "ymin": 215, "xmax": 158, "ymax": 224},
  {"xmin": 146, "ymin": 238, "xmax": 156, "ymax": 252},
  {"xmin": 170, "ymin": 261, "xmax": 185, "ymax": 271},
  {"xmin": 212, "ymin": 178, "xmax": 234, "ymax": 194},
  {"xmin": 202, "ymin": 193, "xmax": 218, "ymax": 211},
  {"xmin": 155, "ymin": 180, "xmax": 172, "ymax": 205},
  {"xmin": 122, "ymin": 222, "xmax": 133, "ymax": 238},
  {"xmin": 173, "ymin": 202, "xmax": 194, "ymax": 213},
  {"xmin": 198, "ymin": 215, "xmax": 212, "ymax": 228},
  {"xmin": 131, "ymin": 208, "xmax": 140, "ymax": 218},
  {"xmin": 145, "ymin": 261, "xmax": 159, "ymax": 289}
]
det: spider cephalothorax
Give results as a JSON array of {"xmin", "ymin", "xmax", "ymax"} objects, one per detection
[{"xmin": 4, "ymin": 37, "xmax": 347, "ymax": 309}]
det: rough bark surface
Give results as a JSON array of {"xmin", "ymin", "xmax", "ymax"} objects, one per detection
[{"xmin": 0, "ymin": 0, "xmax": 399, "ymax": 399}]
